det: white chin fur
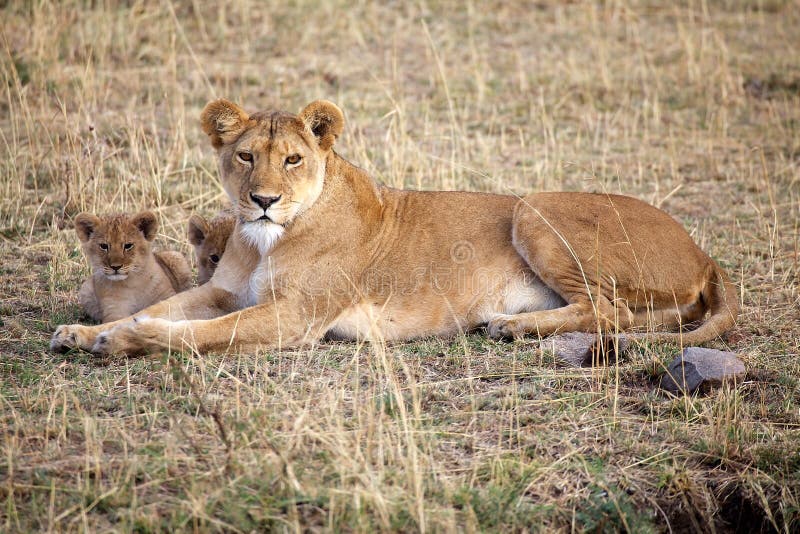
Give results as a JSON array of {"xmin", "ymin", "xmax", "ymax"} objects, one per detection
[
  {"xmin": 105, "ymin": 273, "xmax": 128, "ymax": 281},
  {"xmin": 239, "ymin": 222, "xmax": 285, "ymax": 255}
]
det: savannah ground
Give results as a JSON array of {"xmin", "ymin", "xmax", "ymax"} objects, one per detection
[{"xmin": 1, "ymin": 1, "xmax": 799, "ymax": 531}]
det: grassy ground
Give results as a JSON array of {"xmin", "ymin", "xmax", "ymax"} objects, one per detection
[{"xmin": 2, "ymin": 0, "xmax": 799, "ymax": 531}]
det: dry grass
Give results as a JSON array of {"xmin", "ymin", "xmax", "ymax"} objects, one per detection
[{"xmin": 2, "ymin": 0, "xmax": 799, "ymax": 531}]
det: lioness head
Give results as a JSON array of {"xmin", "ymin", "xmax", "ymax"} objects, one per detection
[
  {"xmin": 200, "ymin": 99, "xmax": 344, "ymax": 253},
  {"xmin": 74, "ymin": 211, "xmax": 159, "ymax": 281},
  {"xmin": 187, "ymin": 212, "xmax": 236, "ymax": 284}
]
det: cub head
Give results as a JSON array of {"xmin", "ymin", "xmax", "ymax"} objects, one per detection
[
  {"xmin": 200, "ymin": 98, "xmax": 344, "ymax": 253},
  {"xmin": 187, "ymin": 212, "xmax": 236, "ymax": 284},
  {"xmin": 74, "ymin": 211, "xmax": 158, "ymax": 281}
]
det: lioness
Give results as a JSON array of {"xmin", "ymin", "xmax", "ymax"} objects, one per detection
[
  {"xmin": 187, "ymin": 210, "xmax": 236, "ymax": 284},
  {"xmin": 74, "ymin": 211, "xmax": 192, "ymax": 322},
  {"xmin": 51, "ymin": 99, "xmax": 738, "ymax": 356}
]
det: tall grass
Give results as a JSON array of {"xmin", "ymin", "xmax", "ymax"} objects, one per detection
[{"xmin": 1, "ymin": 0, "xmax": 799, "ymax": 531}]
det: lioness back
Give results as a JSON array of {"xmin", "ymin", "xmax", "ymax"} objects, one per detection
[{"xmin": 74, "ymin": 211, "xmax": 191, "ymax": 322}]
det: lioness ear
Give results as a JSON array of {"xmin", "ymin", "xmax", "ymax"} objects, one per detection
[
  {"xmin": 187, "ymin": 214, "xmax": 208, "ymax": 246},
  {"xmin": 74, "ymin": 212, "xmax": 101, "ymax": 243},
  {"xmin": 298, "ymin": 100, "xmax": 344, "ymax": 151},
  {"xmin": 131, "ymin": 211, "xmax": 158, "ymax": 241},
  {"xmin": 201, "ymin": 99, "xmax": 250, "ymax": 148}
]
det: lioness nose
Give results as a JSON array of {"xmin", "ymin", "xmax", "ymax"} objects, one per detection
[
  {"xmin": 110, "ymin": 264, "xmax": 122, "ymax": 271},
  {"xmin": 250, "ymin": 193, "xmax": 281, "ymax": 211}
]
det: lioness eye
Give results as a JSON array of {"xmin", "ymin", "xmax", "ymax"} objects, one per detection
[
  {"xmin": 99, "ymin": 243, "xmax": 109, "ymax": 251},
  {"xmin": 285, "ymin": 154, "xmax": 301, "ymax": 165},
  {"xmin": 124, "ymin": 243, "xmax": 134, "ymax": 251},
  {"xmin": 237, "ymin": 152, "xmax": 253, "ymax": 163},
  {"xmin": 209, "ymin": 254, "xmax": 220, "ymax": 264}
]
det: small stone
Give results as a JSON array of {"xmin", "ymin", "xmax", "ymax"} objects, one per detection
[
  {"xmin": 659, "ymin": 347, "xmax": 745, "ymax": 395},
  {"xmin": 546, "ymin": 332, "xmax": 631, "ymax": 367}
]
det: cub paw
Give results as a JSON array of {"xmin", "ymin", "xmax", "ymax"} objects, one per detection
[{"xmin": 50, "ymin": 325, "xmax": 94, "ymax": 353}]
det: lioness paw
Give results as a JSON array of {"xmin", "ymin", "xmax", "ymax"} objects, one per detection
[
  {"xmin": 487, "ymin": 316, "xmax": 525, "ymax": 340},
  {"xmin": 90, "ymin": 318, "xmax": 183, "ymax": 356},
  {"xmin": 91, "ymin": 324, "xmax": 143, "ymax": 356},
  {"xmin": 50, "ymin": 324, "xmax": 94, "ymax": 353}
]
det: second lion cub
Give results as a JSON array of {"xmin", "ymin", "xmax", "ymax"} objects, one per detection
[
  {"xmin": 75, "ymin": 211, "xmax": 192, "ymax": 322},
  {"xmin": 187, "ymin": 210, "xmax": 236, "ymax": 284}
]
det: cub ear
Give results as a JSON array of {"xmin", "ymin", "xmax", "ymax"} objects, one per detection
[
  {"xmin": 201, "ymin": 99, "xmax": 250, "ymax": 148},
  {"xmin": 74, "ymin": 212, "xmax": 101, "ymax": 243},
  {"xmin": 187, "ymin": 214, "xmax": 209, "ymax": 246},
  {"xmin": 131, "ymin": 211, "xmax": 158, "ymax": 241},
  {"xmin": 298, "ymin": 100, "xmax": 344, "ymax": 151}
]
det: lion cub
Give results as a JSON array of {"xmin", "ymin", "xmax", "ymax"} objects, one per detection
[
  {"xmin": 75, "ymin": 211, "xmax": 192, "ymax": 322},
  {"xmin": 187, "ymin": 211, "xmax": 236, "ymax": 284}
]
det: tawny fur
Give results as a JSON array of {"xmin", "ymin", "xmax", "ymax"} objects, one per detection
[
  {"xmin": 52, "ymin": 100, "xmax": 738, "ymax": 356},
  {"xmin": 187, "ymin": 209, "xmax": 236, "ymax": 285},
  {"xmin": 73, "ymin": 211, "xmax": 192, "ymax": 322}
]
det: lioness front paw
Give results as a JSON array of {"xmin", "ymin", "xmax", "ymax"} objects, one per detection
[
  {"xmin": 91, "ymin": 318, "xmax": 182, "ymax": 356},
  {"xmin": 90, "ymin": 323, "xmax": 144, "ymax": 356},
  {"xmin": 50, "ymin": 324, "xmax": 96, "ymax": 353}
]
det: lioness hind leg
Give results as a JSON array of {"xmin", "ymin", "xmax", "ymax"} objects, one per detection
[
  {"xmin": 499, "ymin": 193, "xmax": 648, "ymax": 339},
  {"xmin": 488, "ymin": 302, "xmax": 593, "ymax": 339},
  {"xmin": 488, "ymin": 294, "xmax": 634, "ymax": 339}
]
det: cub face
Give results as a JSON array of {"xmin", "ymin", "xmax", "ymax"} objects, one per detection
[
  {"xmin": 74, "ymin": 211, "xmax": 158, "ymax": 281},
  {"xmin": 200, "ymin": 99, "xmax": 344, "ymax": 253},
  {"xmin": 187, "ymin": 212, "xmax": 236, "ymax": 284}
]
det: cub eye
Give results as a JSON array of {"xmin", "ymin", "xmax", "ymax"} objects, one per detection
[
  {"xmin": 99, "ymin": 243, "xmax": 109, "ymax": 251},
  {"xmin": 209, "ymin": 254, "xmax": 220, "ymax": 264},
  {"xmin": 124, "ymin": 243, "xmax": 134, "ymax": 251},
  {"xmin": 285, "ymin": 154, "xmax": 302, "ymax": 166},
  {"xmin": 237, "ymin": 152, "xmax": 253, "ymax": 163}
]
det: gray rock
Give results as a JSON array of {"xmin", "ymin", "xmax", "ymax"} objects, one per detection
[
  {"xmin": 659, "ymin": 347, "xmax": 745, "ymax": 394},
  {"xmin": 545, "ymin": 332, "xmax": 631, "ymax": 367}
]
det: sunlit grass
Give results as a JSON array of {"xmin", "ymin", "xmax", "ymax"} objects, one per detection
[{"xmin": 1, "ymin": 0, "xmax": 799, "ymax": 531}]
